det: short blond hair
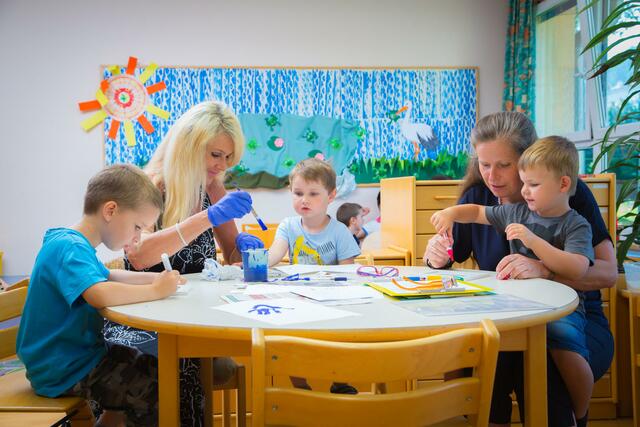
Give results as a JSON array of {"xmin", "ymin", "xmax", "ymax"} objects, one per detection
[
  {"xmin": 288, "ymin": 158, "xmax": 336, "ymax": 192},
  {"xmin": 144, "ymin": 101, "xmax": 245, "ymax": 228},
  {"xmin": 518, "ymin": 136, "xmax": 579, "ymax": 195},
  {"xmin": 84, "ymin": 164, "xmax": 163, "ymax": 214}
]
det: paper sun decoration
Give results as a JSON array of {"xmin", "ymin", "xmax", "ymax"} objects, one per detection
[{"xmin": 78, "ymin": 56, "xmax": 169, "ymax": 147}]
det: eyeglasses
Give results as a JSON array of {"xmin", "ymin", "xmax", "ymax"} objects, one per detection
[{"xmin": 356, "ymin": 265, "xmax": 399, "ymax": 278}]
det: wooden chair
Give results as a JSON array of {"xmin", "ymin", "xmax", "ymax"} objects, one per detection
[
  {"xmin": 0, "ymin": 281, "xmax": 95, "ymax": 426},
  {"xmin": 354, "ymin": 252, "xmax": 374, "ymax": 266},
  {"xmin": 201, "ymin": 358, "xmax": 247, "ymax": 427},
  {"xmin": 242, "ymin": 223, "xmax": 279, "ymax": 249},
  {"xmin": 630, "ymin": 292, "xmax": 640, "ymax": 427},
  {"xmin": 251, "ymin": 319, "xmax": 500, "ymax": 427}
]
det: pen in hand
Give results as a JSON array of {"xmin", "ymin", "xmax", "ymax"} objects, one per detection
[{"xmin": 161, "ymin": 253, "xmax": 172, "ymax": 271}]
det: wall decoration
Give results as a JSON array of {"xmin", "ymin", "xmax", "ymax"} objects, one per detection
[
  {"xmin": 103, "ymin": 67, "xmax": 477, "ymax": 187},
  {"xmin": 79, "ymin": 56, "xmax": 169, "ymax": 147}
]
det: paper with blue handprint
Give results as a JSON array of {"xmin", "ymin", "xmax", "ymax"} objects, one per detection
[{"xmin": 212, "ymin": 298, "xmax": 359, "ymax": 325}]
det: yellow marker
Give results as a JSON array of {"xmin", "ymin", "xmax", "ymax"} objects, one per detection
[
  {"xmin": 123, "ymin": 120, "xmax": 136, "ymax": 146},
  {"xmin": 95, "ymin": 89, "xmax": 109, "ymax": 106},
  {"xmin": 80, "ymin": 110, "xmax": 107, "ymax": 131},
  {"xmin": 146, "ymin": 104, "xmax": 170, "ymax": 119},
  {"xmin": 138, "ymin": 62, "xmax": 158, "ymax": 84}
]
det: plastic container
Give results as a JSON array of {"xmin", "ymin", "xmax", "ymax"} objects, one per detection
[
  {"xmin": 624, "ymin": 261, "xmax": 640, "ymax": 290},
  {"xmin": 241, "ymin": 248, "xmax": 269, "ymax": 282}
]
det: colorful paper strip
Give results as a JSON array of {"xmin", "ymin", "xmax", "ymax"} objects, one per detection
[
  {"xmin": 138, "ymin": 62, "xmax": 158, "ymax": 84},
  {"xmin": 146, "ymin": 104, "xmax": 170, "ymax": 119},
  {"xmin": 108, "ymin": 119, "xmax": 121, "ymax": 140},
  {"xmin": 123, "ymin": 120, "xmax": 136, "ymax": 146},
  {"xmin": 80, "ymin": 110, "xmax": 107, "ymax": 131}
]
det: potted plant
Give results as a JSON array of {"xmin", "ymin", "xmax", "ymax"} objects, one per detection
[{"xmin": 583, "ymin": 0, "xmax": 640, "ymax": 267}]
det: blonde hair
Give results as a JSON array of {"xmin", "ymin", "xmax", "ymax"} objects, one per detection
[
  {"xmin": 145, "ymin": 101, "xmax": 245, "ymax": 228},
  {"xmin": 288, "ymin": 158, "xmax": 336, "ymax": 192},
  {"xmin": 519, "ymin": 136, "xmax": 579, "ymax": 195},
  {"xmin": 84, "ymin": 164, "xmax": 163, "ymax": 214},
  {"xmin": 461, "ymin": 111, "xmax": 538, "ymax": 195}
]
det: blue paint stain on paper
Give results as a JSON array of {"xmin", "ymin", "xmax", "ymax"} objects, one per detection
[{"xmin": 248, "ymin": 304, "xmax": 293, "ymax": 315}]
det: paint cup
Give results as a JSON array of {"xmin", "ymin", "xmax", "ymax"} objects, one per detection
[
  {"xmin": 624, "ymin": 261, "xmax": 640, "ymax": 290},
  {"xmin": 241, "ymin": 248, "xmax": 269, "ymax": 282}
]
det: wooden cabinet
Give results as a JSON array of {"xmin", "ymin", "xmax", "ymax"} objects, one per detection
[{"xmin": 380, "ymin": 174, "xmax": 618, "ymax": 420}]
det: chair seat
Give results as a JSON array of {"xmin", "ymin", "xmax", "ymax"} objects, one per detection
[{"xmin": 0, "ymin": 370, "xmax": 87, "ymax": 412}]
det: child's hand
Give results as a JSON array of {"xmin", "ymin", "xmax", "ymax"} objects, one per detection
[
  {"xmin": 430, "ymin": 209, "xmax": 454, "ymax": 238},
  {"xmin": 505, "ymin": 223, "xmax": 537, "ymax": 248},
  {"xmin": 152, "ymin": 270, "xmax": 182, "ymax": 298}
]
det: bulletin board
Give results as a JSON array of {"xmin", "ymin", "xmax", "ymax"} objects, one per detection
[{"xmin": 102, "ymin": 66, "xmax": 478, "ymax": 188}]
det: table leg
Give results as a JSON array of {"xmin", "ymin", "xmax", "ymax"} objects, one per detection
[
  {"xmin": 158, "ymin": 333, "xmax": 179, "ymax": 427},
  {"xmin": 200, "ymin": 358, "xmax": 214, "ymax": 427},
  {"xmin": 524, "ymin": 324, "xmax": 547, "ymax": 427}
]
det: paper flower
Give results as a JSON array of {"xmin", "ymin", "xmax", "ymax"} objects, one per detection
[{"xmin": 78, "ymin": 56, "xmax": 169, "ymax": 147}]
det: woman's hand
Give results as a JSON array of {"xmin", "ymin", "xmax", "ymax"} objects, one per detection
[
  {"xmin": 235, "ymin": 232, "xmax": 264, "ymax": 252},
  {"xmin": 422, "ymin": 233, "xmax": 453, "ymax": 269},
  {"xmin": 207, "ymin": 191, "xmax": 252, "ymax": 226},
  {"xmin": 495, "ymin": 254, "xmax": 551, "ymax": 280}
]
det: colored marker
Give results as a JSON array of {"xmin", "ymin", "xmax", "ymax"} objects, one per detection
[
  {"xmin": 446, "ymin": 246, "xmax": 454, "ymax": 261},
  {"xmin": 233, "ymin": 182, "xmax": 268, "ymax": 231},
  {"xmin": 161, "ymin": 253, "xmax": 172, "ymax": 271}
]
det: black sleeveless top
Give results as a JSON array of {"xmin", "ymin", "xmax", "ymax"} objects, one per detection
[{"xmin": 124, "ymin": 194, "xmax": 217, "ymax": 274}]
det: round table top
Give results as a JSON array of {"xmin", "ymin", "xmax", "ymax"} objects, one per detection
[{"xmin": 102, "ymin": 266, "xmax": 578, "ymax": 342}]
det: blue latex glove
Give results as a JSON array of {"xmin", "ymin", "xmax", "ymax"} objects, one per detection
[
  {"xmin": 235, "ymin": 232, "xmax": 265, "ymax": 252},
  {"xmin": 207, "ymin": 191, "xmax": 252, "ymax": 227}
]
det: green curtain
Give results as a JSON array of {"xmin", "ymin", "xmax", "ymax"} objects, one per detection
[{"xmin": 503, "ymin": 0, "xmax": 536, "ymax": 119}]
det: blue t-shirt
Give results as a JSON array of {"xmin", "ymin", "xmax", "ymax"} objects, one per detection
[
  {"xmin": 16, "ymin": 228, "xmax": 109, "ymax": 397},
  {"xmin": 452, "ymin": 180, "xmax": 611, "ymax": 311},
  {"xmin": 275, "ymin": 216, "xmax": 361, "ymax": 265}
]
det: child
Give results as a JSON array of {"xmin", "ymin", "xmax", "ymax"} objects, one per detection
[
  {"xmin": 268, "ymin": 158, "xmax": 361, "ymax": 267},
  {"xmin": 431, "ymin": 136, "xmax": 595, "ymax": 425},
  {"xmin": 17, "ymin": 164, "xmax": 185, "ymax": 426},
  {"xmin": 336, "ymin": 202, "xmax": 367, "ymax": 246},
  {"xmin": 268, "ymin": 158, "xmax": 361, "ymax": 394}
]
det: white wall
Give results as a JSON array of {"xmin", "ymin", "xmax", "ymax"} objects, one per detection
[{"xmin": 0, "ymin": 0, "xmax": 508, "ymax": 275}]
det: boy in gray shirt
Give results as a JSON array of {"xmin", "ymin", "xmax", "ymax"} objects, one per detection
[{"xmin": 431, "ymin": 136, "xmax": 594, "ymax": 426}]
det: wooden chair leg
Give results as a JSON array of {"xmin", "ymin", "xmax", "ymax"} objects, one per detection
[
  {"xmin": 236, "ymin": 365, "xmax": 246, "ymax": 427},
  {"xmin": 200, "ymin": 358, "xmax": 214, "ymax": 427},
  {"xmin": 222, "ymin": 389, "xmax": 231, "ymax": 427}
]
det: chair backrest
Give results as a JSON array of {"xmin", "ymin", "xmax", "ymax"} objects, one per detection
[
  {"xmin": 354, "ymin": 252, "xmax": 374, "ymax": 266},
  {"xmin": 0, "ymin": 282, "xmax": 28, "ymax": 360},
  {"xmin": 251, "ymin": 319, "xmax": 500, "ymax": 427},
  {"xmin": 242, "ymin": 223, "xmax": 279, "ymax": 249}
]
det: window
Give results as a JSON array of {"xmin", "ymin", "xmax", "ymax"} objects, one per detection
[{"xmin": 535, "ymin": 0, "xmax": 639, "ymax": 190}]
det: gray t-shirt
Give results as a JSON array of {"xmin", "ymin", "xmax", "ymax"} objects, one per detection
[{"xmin": 485, "ymin": 203, "xmax": 594, "ymax": 311}]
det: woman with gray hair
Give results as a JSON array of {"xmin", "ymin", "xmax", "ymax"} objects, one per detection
[{"xmin": 422, "ymin": 112, "xmax": 616, "ymax": 427}]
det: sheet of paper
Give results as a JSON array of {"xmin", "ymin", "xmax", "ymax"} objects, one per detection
[
  {"xmin": 173, "ymin": 282, "xmax": 192, "ymax": 295},
  {"xmin": 398, "ymin": 293, "xmax": 553, "ymax": 316},
  {"xmin": 243, "ymin": 284, "xmax": 313, "ymax": 295},
  {"xmin": 212, "ymin": 298, "xmax": 360, "ymax": 325},
  {"xmin": 291, "ymin": 285, "xmax": 383, "ymax": 302}
]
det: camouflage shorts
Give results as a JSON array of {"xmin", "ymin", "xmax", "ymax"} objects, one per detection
[{"xmin": 64, "ymin": 343, "xmax": 158, "ymax": 426}]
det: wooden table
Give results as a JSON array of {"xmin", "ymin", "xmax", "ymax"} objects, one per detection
[{"xmin": 102, "ymin": 267, "xmax": 578, "ymax": 427}]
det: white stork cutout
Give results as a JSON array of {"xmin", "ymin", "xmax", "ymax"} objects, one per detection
[{"xmin": 396, "ymin": 101, "xmax": 439, "ymax": 160}]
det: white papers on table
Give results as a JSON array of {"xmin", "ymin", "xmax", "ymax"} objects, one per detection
[
  {"xmin": 212, "ymin": 298, "xmax": 359, "ymax": 325},
  {"xmin": 173, "ymin": 282, "xmax": 192, "ymax": 295},
  {"xmin": 399, "ymin": 293, "xmax": 553, "ymax": 317},
  {"xmin": 291, "ymin": 286, "xmax": 382, "ymax": 302}
]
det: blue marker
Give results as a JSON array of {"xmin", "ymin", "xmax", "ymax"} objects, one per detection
[{"xmin": 233, "ymin": 182, "xmax": 268, "ymax": 231}]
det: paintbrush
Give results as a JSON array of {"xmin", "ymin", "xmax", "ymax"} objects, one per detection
[{"xmin": 232, "ymin": 182, "xmax": 268, "ymax": 231}]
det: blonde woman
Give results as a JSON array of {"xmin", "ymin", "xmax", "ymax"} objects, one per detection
[{"xmin": 105, "ymin": 101, "xmax": 262, "ymax": 426}]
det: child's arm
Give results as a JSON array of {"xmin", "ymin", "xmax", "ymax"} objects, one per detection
[
  {"xmin": 268, "ymin": 239, "xmax": 289, "ymax": 267},
  {"xmin": 82, "ymin": 270, "xmax": 183, "ymax": 309},
  {"xmin": 505, "ymin": 223, "xmax": 590, "ymax": 280},
  {"xmin": 108, "ymin": 269, "xmax": 161, "ymax": 285},
  {"xmin": 430, "ymin": 204, "xmax": 489, "ymax": 237}
]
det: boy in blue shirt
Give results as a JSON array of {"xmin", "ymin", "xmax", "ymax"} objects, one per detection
[
  {"xmin": 17, "ymin": 164, "xmax": 184, "ymax": 426},
  {"xmin": 431, "ymin": 136, "xmax": 595, "ymax": 426},
  {"xmin": 267, "ymin": 158, "xmax": 360, "ymax": 394}
]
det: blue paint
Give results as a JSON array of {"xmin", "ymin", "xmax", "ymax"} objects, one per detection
[
  {"xmin": 242, "ymin": 248, "xmax": 268, "ymax": 282},
  {"xmin": 256, "ymin": 217, "xmax": 268, "ymax": 231},
  {"xmin": 248, "ymin": 304, "xmax": 290, "ymax": 315}
]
